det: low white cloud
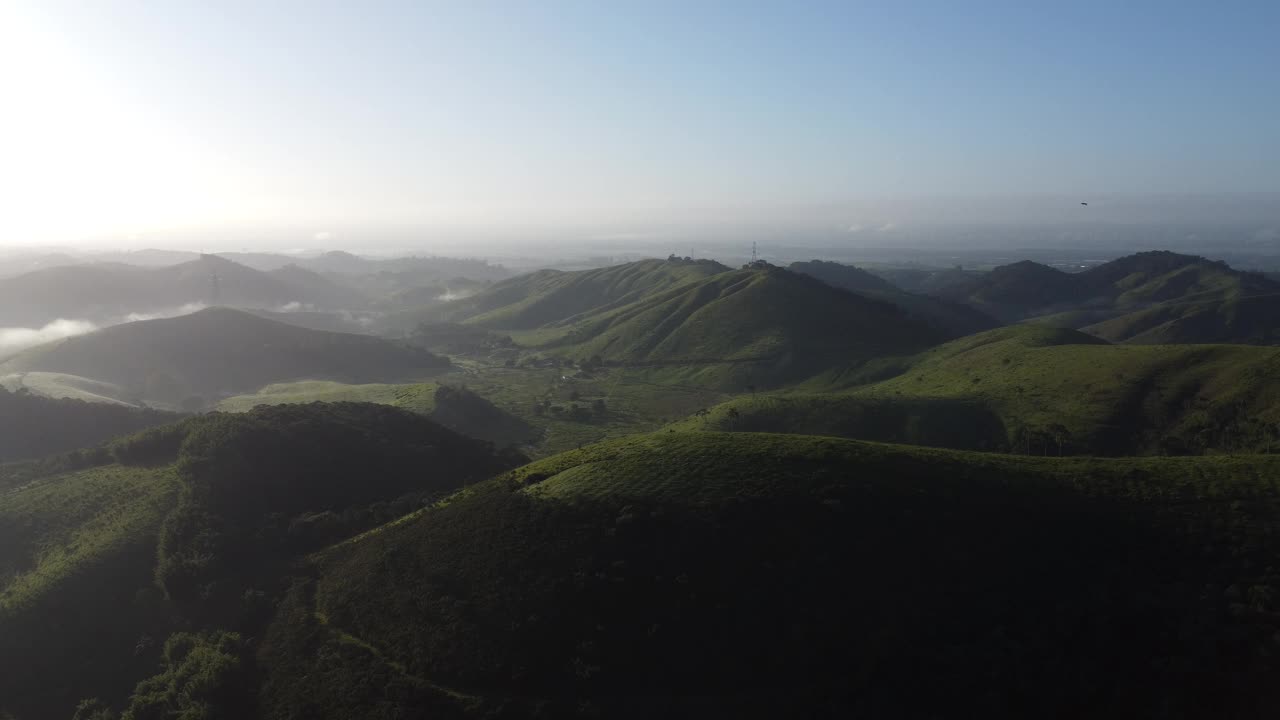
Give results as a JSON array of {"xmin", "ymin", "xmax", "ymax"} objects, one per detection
[
  {"xmin": 436, "ymin": 289, "xmax": 476, "ymax": 302},
  {"xmin": 0, "ymin": 318, "xmax": 98, "ymax": 355},
  {"xmin": 0, "ymin": 302, "xmax": 221, "ymax": 357},
  {"xmin": 275, "ymin": 301, "xmax": 316, "ymax": 313},
  {"xmin": 123, "ymin": 302, "xmax": 207, "ymax": 323}
]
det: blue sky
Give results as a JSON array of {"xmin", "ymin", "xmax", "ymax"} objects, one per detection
[{"xmin": 1, "ymin": 0, "xmax": 1277, "ymax": 244}]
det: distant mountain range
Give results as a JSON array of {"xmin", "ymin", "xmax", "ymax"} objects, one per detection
[
  {"xmin": 931, "ymin": 250, "xmax": 1279, "ymax": 324},
  {"xmin": 0, "ymin": 308, "xmax": 448, "ymax": 409},
  {"xmin": 0, "ymin": 255, "xmax": 368, "ymax": 327},
  {"xmin": 420, "ymin": 258, "xmax": 944, "ymax": 388}
]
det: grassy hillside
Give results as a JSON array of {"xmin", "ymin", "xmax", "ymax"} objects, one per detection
[
  {"xmin": 0, "ymin": 255, "xmax": 370, "ymax": 327},
  {"xmin": 0, "ymin": 371, "xmax": 136, "ymax": 406},
  {"xmin": 218, "ymin": 380, "xmax": 436, "ymax": 413},
  {"xmin": 220, "ymin": 381, "xmax": 537, "ymax": 449},
  {"xmin": 0, "ymin": 464, "xmax": 182, "ymax": 720},
  {"xmin": 382, "ymin": 260, "xmax": 944, "ymax": 391},
  {"xmin": 1084, "ymin": 292, "xmax": 1280, "ymax": 345},
  {"xmin": 0, "ymin": 307, "xmax": 449, "ymax": 410},
  {"xmin": 291, "ymin": 431, "xmax": 1280, "ymax": 718},
  {"xmin": 13, "ymin": 418, "xmax": 1280, "ymax": 717},
  {"xmin": 215, "ymin": 362, "xmax": 729, "ymax": 458},
  {"xmin": 790, "ymin": 259, "xmax": 999, "ymax": 337},
  {"xmin": 682, "ymin": 325, "xmax": 1280, "ymax": 455},
  {"xmin": 936, "ymin": 260, "xmax": 1083, "ymax": 320},
  {"xmin": 522, "ymin": 265, "xmax": 942, "ymax": 389},
  {"xmin": 938, "ymin": 251, "xmax": 1279, "ymax": 322},
  {"xmin": 450, "ymin": 258, "xmax": 730, "ymax": 330}
]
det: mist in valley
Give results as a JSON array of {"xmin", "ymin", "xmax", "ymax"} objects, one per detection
[{"xmin": 3, "ymin": 1, "xmax": 1280, "ymax": 719}]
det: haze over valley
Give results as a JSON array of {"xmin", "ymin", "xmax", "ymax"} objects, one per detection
[{"xmin": 4, "ymin": 2, "xmax": 1280, "ymax": 719}]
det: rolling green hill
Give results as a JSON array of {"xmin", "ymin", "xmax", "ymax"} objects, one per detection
[
  {"xmin": 0, "ymin": 403, "xmax": 525, "ymax": 720},
  {"xmin": 220, "ymin": 382, "xmax": 537, "ymax": 449},
  {"xmin": 218, "ymin": 380, "xmax": 436, "ymax": 412},
  {"xmin": 680, "ymin": 325, "xmax": 1280, "ymax": 455},
  {"xmin": 1084, "ymin": 292, "xmax": 1280, "ymax": 345},
  {"xmin": 284, "ymin": 431, "xmax": 1280, "ymax": 718},
  {"xmin": 383, "ymin": 260, "xmax": 943, "ymax": 390},
  {"xmin": 522, "ymin": 265, "xmax": 943, "ymax": 388},
  {"xmin": 12, "ymin": 419, "xmax": 1280, "ymax": 717},
  {"xmin": 938, "ymin": 251, "xmax": 1279, "ymax": 322},
  {"xmin": 790, "ymin": 259, "xmax": 1000, "ymax": 337},
  {"xmin": 0, "ymin": 371, "xmax": 137, "ymax": 406},
  {"xmin": 0, "ymin": 464, "xmax": 183, "ymax": 720},
  {"xmin": 447, "ymin": 257, "xmax": 730, "ymax": 330},
  {"xmin": 0, "ymin": 308, "xmax": 449, "ymax": 410}
]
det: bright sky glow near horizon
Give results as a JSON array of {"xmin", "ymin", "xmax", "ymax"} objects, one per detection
[{"xmin": 1, "ymin": 0, "xmax": 1278, "ymax": 247}]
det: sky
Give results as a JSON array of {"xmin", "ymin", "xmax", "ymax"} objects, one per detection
[{"xmin": 1, "ymin": 0, "xmax": 1278, "ymax": 248}]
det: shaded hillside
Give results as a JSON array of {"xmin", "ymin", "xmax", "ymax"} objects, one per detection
[
  {"xmin": 428, "ymin": 385, "xmax": 539, "ymax": 448},
  {"xmin": 790, "ymin": 259, "xmax": 999, "ymax": 337},
  {"xmin": 868, "ymin": 265, "xmax": 982, "ymax": 294},
  {"xmin": 787, "ymin": 259, "xmax": 899, "ymax": 294},
  {"xmin": 287, "ymin": 432, "xmax": 1280, "ymax": 718},
  {"xmin": 218, "ymin": 382, "xmax": 536, "ymax": 449},
  {"xmin": 0, "ymin": 255, "xmax": 369, "ymax": 327},
  {"xmin": 1084, "ymin": 293, "xmax": 1280, "ymax": 345},
  {"xmin": 523, "ymin": 265, "xmax": 943, "ymax": 388},
  {"xmin": 0, "ymin": 308, "xmax": 449, "ymax": 409},
  {"xmin": 937, "ymin": 251, "xmax": 1280, "ymax": 322},
  {"xmin": 246, "ymin": 308, "xmax": 373, "ymax": 334},
  {"xmin": 683, "ymin": 324, "xmax": 1280, "ymax": 455},
  {"xmin": 265, "ymin": 264, "xmax": 371, "ymax": 308},
  {"xmin": 0, "ymin": 464, "xmax": 184, "ymax": 720},
  {"xmin": 441, "ymin": 258, "xmax": 729, "ymax": 330},
  {"xmin": 0, "ymin": 403, "xmax": 525, "ymax": 720},
  {"xmin": 935, "ymin": 260, "xmax": 1092, "ymax": 321},
  {"xmin": 13, "ymin": 423, "xmax": 1280, "ymax": 718},
  {"xmin": 0, "ymin": 388, "xmax": 178, "ymax": 463}
]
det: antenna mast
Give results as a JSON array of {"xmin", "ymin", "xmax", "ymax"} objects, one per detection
[{"xmin": 751, "ymin": 242, "xmax": 757, "ymax": 264}]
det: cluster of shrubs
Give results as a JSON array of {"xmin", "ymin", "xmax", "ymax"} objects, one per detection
[{"xmin": 531, "ymin": 397, "xmax": 607, "ymax": 422}]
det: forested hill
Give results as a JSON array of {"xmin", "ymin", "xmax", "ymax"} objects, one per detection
[
  {"xmin": 0, "ymin": 402, "xmax": 526, "ymax": 720},
  {"xmin": 0, "ymin": 388, "xmax": 178, "ymax": 464}
]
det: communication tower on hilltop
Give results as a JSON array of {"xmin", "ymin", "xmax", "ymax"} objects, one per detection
[
  {"xmin": 209, "ymin": 269, "xmax": 221, "ymax": 305},
  {"xmin": 751, "ymin": 242, "xmax": 758, "ymax": 264}
]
